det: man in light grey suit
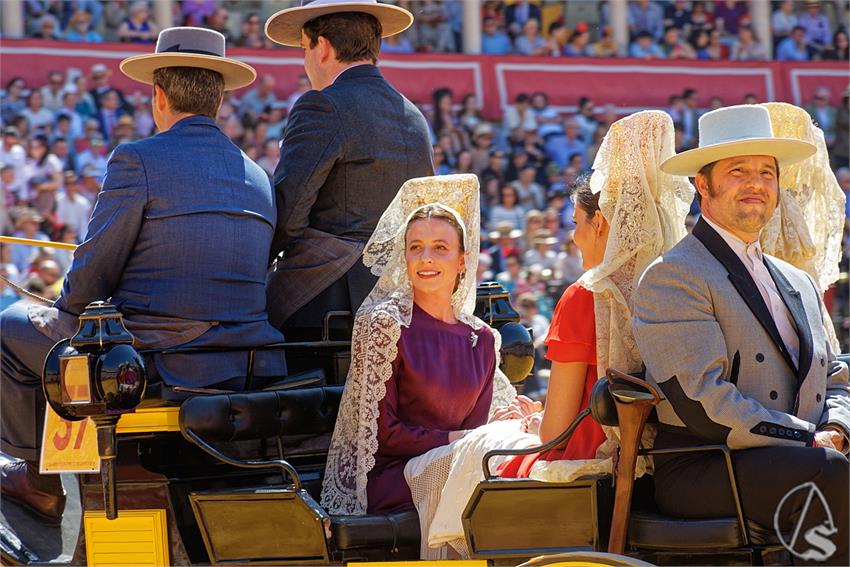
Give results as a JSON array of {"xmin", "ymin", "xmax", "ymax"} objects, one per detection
[
  {"xmin": 263, "ymin": 0, "xmax": 433, "ymax": 339},
  {"xmin": 634, "ymin": 105, "xmax": 849, "ymax": 564}
]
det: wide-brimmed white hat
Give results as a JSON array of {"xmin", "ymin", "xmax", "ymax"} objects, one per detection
[
  {"xmin": 265, "ymin": 0, "xmax": 413, "ymax": 47},
  {"xmin": 661, "ymin": 105, "xmax": 816, "ymax": 176},
  {"xmin": 120, "ymin": 27, "xmax": 256, "ymax": 91}
]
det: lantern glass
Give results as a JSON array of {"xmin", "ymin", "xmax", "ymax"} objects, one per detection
[{"xmin": 60, "ymin": 355, "xmax": 92, "ymax": 404}]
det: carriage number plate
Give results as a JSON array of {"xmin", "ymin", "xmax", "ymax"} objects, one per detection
[{"xmin": 39, "ymin": 407, "xmax": 99, "ymax": 474}]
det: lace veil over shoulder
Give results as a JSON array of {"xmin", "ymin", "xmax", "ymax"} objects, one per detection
[
  {"xmin": 321, "ymin": 174, "xmax": 515, "ymax": 515},
  {"xmin": 580, "ymin": 110, "xmax": 695, "ymax": 373}
]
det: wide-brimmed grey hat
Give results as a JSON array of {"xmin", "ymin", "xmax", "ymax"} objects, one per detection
[
  {"xmin": 661, "ymin": 105, "xmax": 816, "ymax": 176},
  {"xmin": 120, "ymin": 27, "xmax": 256, "ymax": 91},
  {"xmin": 265, "ymin": 0, "xmax": 413, "ymax": 48}
]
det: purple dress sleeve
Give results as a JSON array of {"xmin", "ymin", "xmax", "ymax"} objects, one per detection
[{"xmin": 375, "ymin": 357, "xmax": 452, "ymax": 457}]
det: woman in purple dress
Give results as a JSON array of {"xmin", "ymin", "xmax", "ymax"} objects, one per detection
[{"xmin": 321, "ymin": 174, "xmax": 524, "ymax": 519}]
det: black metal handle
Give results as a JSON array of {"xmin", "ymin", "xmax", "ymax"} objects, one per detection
[
  {"xmin": 482, "ymin": 407, "xmax": 592, "ymax": 479},
  {"xmin": 182, "ymin": 428, "xmax": 302, "ymax": 490}
]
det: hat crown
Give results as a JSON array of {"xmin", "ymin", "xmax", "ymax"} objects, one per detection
[
  {"xmin": 300, "ymin": 0, "xmax": 380, "ymax": 6},
  {"xmin": 697, "ymin": 105, "xmax": 774, "ymax": 148},
  {"xmin": 155, "ymin": 27, "xmax": 226, "ymax": 58}
]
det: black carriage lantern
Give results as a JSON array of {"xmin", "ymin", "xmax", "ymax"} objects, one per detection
[
  {"xmin": 474, "ymin": 282, "xmax": 534, "ymax": 384},
  {"xmin": 42, "ymin": 301, "xmax": 146, "ymax": 520}
]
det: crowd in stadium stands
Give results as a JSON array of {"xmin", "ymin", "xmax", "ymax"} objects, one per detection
[
  {"xmin": 2, "ymin": 0, "xmax": 849, "ymax": 392},
  {"xmin": 14, "ymin": 1, "xmax": 849, "ymax": 61}
]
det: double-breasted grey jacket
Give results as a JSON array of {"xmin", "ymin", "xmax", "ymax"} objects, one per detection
[{"xmin": 633, "ymin": 218, "xmax": 850, "ymax": 449}]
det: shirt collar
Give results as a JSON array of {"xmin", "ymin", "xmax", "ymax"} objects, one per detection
[
  {"xmin": 331, "ymin": 62, "xmax": 372, "ymax": 86},
  {"xmin": 701, "ymin": 214, "xmax": 763, "ymax": 261}
]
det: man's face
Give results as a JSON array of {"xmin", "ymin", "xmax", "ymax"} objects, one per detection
[
  {"xmin": 697, "ymin": 155, "xmax": 778, "ymax": 241},
  {"xmin": 300, "ymin": 31, "xmax": 322, "ymax": 90},
  {"xmin": 102, "ymin": 91, "xmax": 119, "ymax": 110}
]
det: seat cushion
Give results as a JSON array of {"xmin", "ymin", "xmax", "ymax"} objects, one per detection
[
  {"xmin": 628, "ymin": 511, "xmax": 744, "ymax": 550},
  {"xmin": 331, "ymin": 511, "xmax": 420, "ymax": 551}
]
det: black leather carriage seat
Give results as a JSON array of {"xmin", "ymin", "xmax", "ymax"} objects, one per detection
[
  {"xmin": 178, "ymin": 387, "xmax": 421, "ymax": 559},
  {"xmin": 588, "ymin": 377, "xmax": 780, "ymax": 552}
]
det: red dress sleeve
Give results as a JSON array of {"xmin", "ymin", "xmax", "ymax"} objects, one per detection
[{"xmin": 544, "ymin": 282, "xmax": 596, "ymax": 365}]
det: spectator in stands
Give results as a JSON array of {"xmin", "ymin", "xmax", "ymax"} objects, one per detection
[
  {"xmin": 543, "ymin": 117, "xmax": 586, "ymax": 171},
  {"xmin": 713, "ymin": 0, "xmax": 748, "ymax": 38},
  {"xmin": 512, "ymin": 164, "xmax": 546, "ymax": 210},
  {"xmin": 482, "ymin": 16, "xmax": 512, "ymax": 55},
  {"xmin": 628, "ymin": 0, "xmax": 664, "ymax": 41},
  {"xmin": 690, "ymin": 28, "xmax": 712, "ymax": 59},
  {"xmin": 1, "ymin": 78, "xmax": 27, "ymax": 124},
  {"xmin": 111, "ymin": 114, "xmax": 138, "ymax": 147},
  {"xmin": 256, "ymin": 139, "xmax": 279, "ymax": 178},
  {"xmin": 240, "ymin": 74, "xmax": 277, "ymax": 121},
  {"xmin": 824, "ymin": 30, "xmax": 849, "ymax": 61},
  {"xmin": 515, "ymin": 18, "xmax": 547, "ymax": 56},
  {"xmin": 432, "ymin": 87, "xmax": 456, "ymax": 139},
  {"xmin": 34, "ymin": 14, "xmax": 61, "ymax": 40},
  {"xmin": 662, "ymin": 25, "xmax": 696, "ymax": 59},
  {"xmin": 629, "ymin": 30, "xmax": 666, "ymax": 59},
  {"xmin": 591, "ymin": 25, "xmax": 622, "ymax": 57},
  {"xmin": 504, "ymin": 93, "xmax": 538, "ymax": 140},
  {"xmin": 89, "ymin": 64, "xmax": 129, "ymax": 113},
  {"xmin": 490, "ymin": 185, "xmax": 526, "ymax": 231},
  {"xmin": 835, "ymin": 88, "xmax": 850, "ymax": 169},
  {"xmin": 382, "ymin": 31, "xmax": 414, "ymax": 54},
  {"xmin": 72, "ymin": 75, "xmax": 96, "ymax": 118},
  {"xmin": 414, "ymin": 0, "xmax": 455, "ymax": 53},
  {"xmin": 96, "ymin": 89, "xmax": 128, "ymax": 140},
  {"xmin": 488, "ymin": 223, "xmax": 523, "ymax": 275},
  {"xmin": 555, "ymin": 231, "xmax": 583, "ymax": 283},
  {"xmin": 664, "ymin": 0, "xmax": 693, "ymax": 34},
  {"xmin": 50, "ymin": 136, "xmax": 75, "ymax": 172},
  {"xmin": 459, "ymin": 94, "xmax": 482, "ymax": 131},
  {"xmin": 433, "ymin": 145, "xmax": 451, "ymax": 175},
  {"xmin": 798, "ymin": 0, "xmax": 833, "ymax": 56},
  {"xmin": 25, "ymin": 134, "xmax": 62, "ymax": 195},
  {"xmin": 563, "ymin": 23, "xmax": 591, "ymax": 57},
  {"xmin": 481, "ymin": 149, "xmax": 506, "ymax": 185},
  {"xmin": 9, "ymin": 210, "xmax": 48, "ymax": 273},
  {"xmin": 55, "ymin": 170, "xmax": 91, "ymax": 241},
  {"xmin": 470, "ymin": 122, "xmax": 495, "ymax": 174},
  {"xmin": 40, "ymin": 71, "xmax": 66, "ymax": 111},
  {"xmin": 730, "ymin": 24, "xmax": 767, "ymax": 61},
  {"xmin": 689, "ymin": 1, "xmax": 714, "ymax": 33},
  {"xmin": 544, "ymin": 21, "xmax": 567, "ymax": 57},
  {"xmin": 285, "ymin": 75, "xmax": 311, "ymax": 111},
  {"xmin": 1, "ymin": 127, "xmax": 27, "ymax": 202},
  {"xmin": 237, "ymin": 12, "xmax": 272, "ymax": 49},
  {"xmin": 523, "ymin": 231, "xmax": 558, "ymax": 271},
  {"xmin": 776, "ymin": 25, "xmax": 811, "ymax": 61},
  {"xmin": 708, "ymin": 95, "xmax": 725, "ymax": 111},
  {"xmin": 129, "ymin": 91, "xmax": 155, "ymax": 138},
  {"xmin": 21, "ymin": 91, "xmax": 54, "ymax": 134},
  {"xmin": 204, "ymin": 6, "xmax": 232, "ymax": 45},
  {"xmin": 75, "ymin": 134, "xmax": 108, "ymax": 176},
  {"xmin": 680, "ymin": 88, "xmax": 700, "ymax": 148},
  {"xmin": 771, "ymin": 0, "xmax": 798, "ymax": 48},
  {"xmin": 118, "ymin": 1, "xmax": 159, "ymax": 44},
  {"xmin": 505, "ymin": 0, "xmax": 542, "ymax": 38},
  {"xmin": 56, "ymin": 90, "xmax": 84, "ymax": 141},
  {"xmin": 79, "ymin": 163, "xmax": 103, "ymax": 200},
  {"xmin": 181, "ymin": 0, "xmax": 215, "ymax": 27},
  {"xmin": 65, "ymin": 10, "xmax": 102, "ymax": 42},
  {"xmin": 706, "ymin": 27, "xmax": 728, "ymax": 59},
  {"xmin": 806, "ymin": 86, "xmax": 837, "ymax": 147},
  {"xmin": 575, "ymin": 97, "xmax": 599, "ymax": 144}
]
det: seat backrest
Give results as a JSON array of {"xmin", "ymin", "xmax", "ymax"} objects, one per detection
[{"xmin": 178, "ymin": 386, "xmax": 344, "ymax": 442}]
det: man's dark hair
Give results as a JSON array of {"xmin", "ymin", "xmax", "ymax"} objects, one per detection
[
  {"xmin": 152, "ymin": 66, "xmax": 224, "ymax": 119},
  {"xmin": 302, "ymin": 12, "xmax": 382, "ymax": 64}
]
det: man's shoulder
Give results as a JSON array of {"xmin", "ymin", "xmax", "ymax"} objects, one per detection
[{"xmin": 640, "ymin": 233, "xmax": 712, "ymax": 283}]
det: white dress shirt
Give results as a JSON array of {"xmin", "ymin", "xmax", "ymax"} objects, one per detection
[{"xmin": 703, "ymin": 216, "xmax": 800, "ymax": 367}]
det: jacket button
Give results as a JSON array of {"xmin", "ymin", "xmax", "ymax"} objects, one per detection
[
  {"xmin": 769, "ymin": 390, "xmax": 778, "ymax": 400},
  {"xmin": 816, "ymin": 393, "xmax": 822, "ymax": 403},
  {"xmin": 794, "ymin": 431, "xmax": 801, "ymax": 438},
  {"xmin": 769, "ymin": 427, "xmax": 777, "ymax": 435},
  {"xmin": 759, "ymin": 425, "xmax": 767, "ymax": 433},
  {"xmin": 756, "ymin": 353, "xmax": 765, "ymax": 362}
]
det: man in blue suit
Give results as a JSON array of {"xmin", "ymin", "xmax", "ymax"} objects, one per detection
[
  {"xmin": 263, "ymin": 0, "xmax": 434, "ymax": 338},
  {"xmin": 0, "ymin": 27, "xmax": 285, "ymax": 522}
]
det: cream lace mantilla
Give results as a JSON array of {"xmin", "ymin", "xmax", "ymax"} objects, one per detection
[
  {"xmin": 760, "ymin": 102, "xmax": 845, "ymax": 294},
  {"xmin": 320, "ymin": 174, "xmax": 515, "ymax": 516},
  {"xmin": 581, "ymin": 110, "xmax": 695, "ymax": 374}
]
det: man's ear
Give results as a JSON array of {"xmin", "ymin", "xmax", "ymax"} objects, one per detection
[
  {"xmin": 153, "ymin": 84, "xmax": 168, "ymax": 114},
  {"xmin": 318, "ymin": 35, "xmax": 335, "ymax": 63},
  {"xmin": 694, "ymin": 172, "xmax": 710, "ymax": 201}
]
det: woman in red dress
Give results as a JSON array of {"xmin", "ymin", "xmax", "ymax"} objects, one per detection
[{"xmin": 499, "ymin": 175, "xmax": 609, "ymax": 478}]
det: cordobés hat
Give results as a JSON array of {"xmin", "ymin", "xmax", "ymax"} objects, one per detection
[
  {"xmin": 120, "ymin": 27, "xmax": 256, "ymax": 91},
  {"xmin": 661, "ymin": 105, "xmax": 815, "ymax": 176},
  {"xmin": 265, "ymin": 0, "xmax": 413, "ymax": 48}
]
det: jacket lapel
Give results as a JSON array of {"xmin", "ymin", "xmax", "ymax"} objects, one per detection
[
  {"xmin": 692, "ymin": 218, "xmax": 797, "ymax": 373},
  {"xmin": 763, "ymin": 257, "xmax": 813, "ymax": 382}
]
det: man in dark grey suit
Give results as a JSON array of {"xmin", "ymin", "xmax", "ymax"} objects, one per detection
[
  {"xmin": 634, "ymin": 105, "xmax": 849, "ymax": 564},
  {"xmin": 0, "ymin": 28, "xmax": 284, "ymax": 522},
  {"xmin": 264, "ymin": 0, "xmax": 434, "ymax": 338}
]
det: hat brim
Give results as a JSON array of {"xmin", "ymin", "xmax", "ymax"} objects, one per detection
[
  {"xmin": 265, "ymin": 2, "xmax": 413, "ymax": 47},
  {"xmin": 660, "ymin": 138, "xmax": 816, "ymax": 176},
  {"xmin": 120, "ymin": 53, "xmax": 256, "ymax": 91},
  {"xmin": 489, "ymin": 229, "xmax": 523, "ymax": 240}
]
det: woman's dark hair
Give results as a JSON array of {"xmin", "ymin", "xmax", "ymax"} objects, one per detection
[
  {"xmin": 571, "ymin": 172, "xmax": 600, "ymax": 219},
  {"xmin": 5, "ymin": 77, "xmax": 24, "ymax": 91},
  {"xmin": 31, "ymin": 134, "xmax": 50, "ymax": 167},
  {"xmin": 302, "ymin": 12, "xmax": 382, "ymax": 64},
  {"xmin": 499, "ymin": 184, "xmax": 518, "ymax": 206},
  {"xmin": 432, "ymin": 88, "xmax": 454, "ymax": 136},
  {"xmin": 406, "ymin": 205, "xmax": 465, "ymax": 252}
]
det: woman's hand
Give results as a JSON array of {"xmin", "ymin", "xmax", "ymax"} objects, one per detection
[
  {"xmin": 448, "ymin": 430, "xmax": 469, "ymax": 443},
  {"xmin": 488, "ymin": 395, "xmax": 543, "ymax": 422},
  {"xmin": 522, "ymin": 412, "xmax": 543, "ymax": 436}
]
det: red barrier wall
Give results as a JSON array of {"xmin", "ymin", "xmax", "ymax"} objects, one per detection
[{"xmin": 2, "ymin": 39, "xmax": 847, "ymax": 119}]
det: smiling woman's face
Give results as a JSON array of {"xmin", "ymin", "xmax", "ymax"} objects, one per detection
[{"xmin": 405, "ymin": 217, "xmax": 465, "ymax": 299}]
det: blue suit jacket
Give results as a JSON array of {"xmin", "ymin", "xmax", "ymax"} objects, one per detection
[{"xmin": 55, "ymin": 115, "xmax": 285, "ymax": 386}]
